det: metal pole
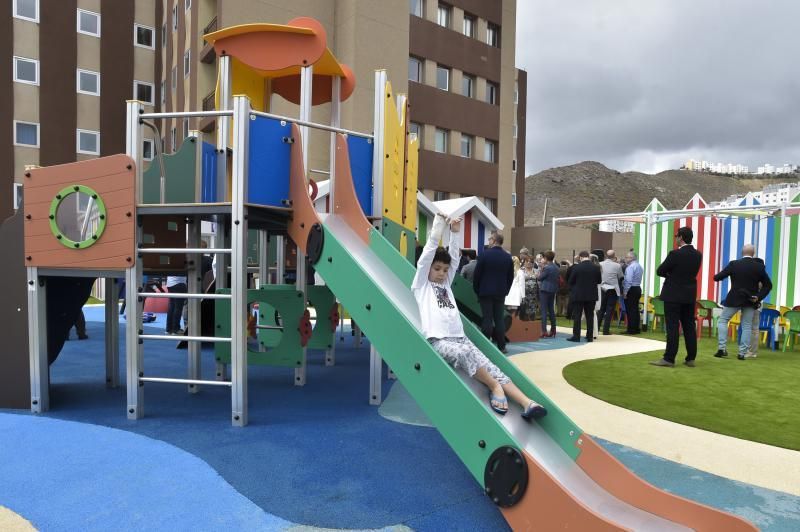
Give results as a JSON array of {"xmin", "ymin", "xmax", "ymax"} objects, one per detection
[
  {"xmin": 325, "ymin": 76, "xmax": 341, "ymax": 367},
  {"xmin": 641, "ymin": 213, "xmax": 652, "ymax": 330},
  {"xmin": 776, "ymin": 204, "xmax": 788, "ymax": 310},
  {"xmin": 369, "ymin": 345, "xmax": 382, "ymax": 406},
  {"xmin": 104, "ymin": 277, "xmax": 120, "ymax": 388},
  {"xmin": 215, "ymin": 55, "xmax": 232, "ymax": 290},
  {"xmin": 187, "ymin": 215, "xmax": 201, "ymax": 394},
  {"xmin": 294, "ymin": 64, "xmax": 313, "ymax": 388},
  {"xmin": 258, "ymin": 231, "xmax": 268, "ymax": 286},
  {"xmin": 230, "ymin": 94, "xmax": 250, "ymax": 426},
  {"xmin": 372, "ymin": 70, "xmax": 387, "ymax": 219},
  {"xmin": 249, "ymin": 109, "xmax": 372, "ymax": 139},
  {"xmin": 551, "ymin": 217, "xmax": 557, "ymax": 251},
  {"xmin": 27, "ymin": 267, "xmax": 48, "ymax": 412},
  {"xmin": 125, "ymin": 99, "xmax": 144, "ymax": 419}
]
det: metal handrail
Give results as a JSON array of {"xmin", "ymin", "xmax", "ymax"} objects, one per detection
[
  {"xmin": 249, "ymin": 109, "xmax": 374, "ymax": 139},
  {"xmin": 139, "ymin": 110, "xmax": 232, "ymax": 120}
]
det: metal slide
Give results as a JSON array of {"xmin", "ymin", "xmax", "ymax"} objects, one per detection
[{"xmin": 287, "ymin": 130, "xmax": 756, "ymax": 531}]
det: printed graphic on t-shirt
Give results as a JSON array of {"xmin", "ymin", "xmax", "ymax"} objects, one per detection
[{"xmin": 433, "ymin": 284, "xmax": 455, "ymax": 309}]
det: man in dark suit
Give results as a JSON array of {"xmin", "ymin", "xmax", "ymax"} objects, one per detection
[
  {"xmin": 650, "ymin": 226, "xmax": 703, "ymax": 367},
  {"xmin": 473, "ymin": 232, "xmax": 514, "ymax": 353},
  {"xmin": 713, "ymin": 244, "xmax": 772, "ymax": 360},
  {"xmin": 566, "ymin": 251, "xmax": 601, "ymax": 343}
]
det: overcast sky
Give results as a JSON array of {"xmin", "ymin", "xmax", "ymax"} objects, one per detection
[{"xmin": 516, "ymin": 0, "xmax": 800, "ymax": 175}]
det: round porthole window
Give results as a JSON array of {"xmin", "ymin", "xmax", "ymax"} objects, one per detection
[{"xmin": 48, "ymin": 185, "xmax": 108, "ymax": 249}]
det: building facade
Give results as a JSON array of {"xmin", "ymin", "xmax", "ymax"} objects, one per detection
[
  {"xmin": 162, "ymin": 0, "xmax": 524, "ymax": 233},
  {"xmin": 2, "ymin": 0, "xmax": 160, "ymax": 222}
]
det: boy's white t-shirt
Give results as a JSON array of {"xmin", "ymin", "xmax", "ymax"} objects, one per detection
[{"xmin": 412, "ymin": 216, "xmax": 464, "ymax": 340}]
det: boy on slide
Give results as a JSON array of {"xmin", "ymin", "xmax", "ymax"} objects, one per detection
[{"xmin": 411, "ymin": 213, "xmax": 547, "ymax": 420}]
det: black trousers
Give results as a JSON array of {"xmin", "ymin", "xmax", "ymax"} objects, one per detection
[
  {"xmin": 167, "ymin": 283, "xmax": 188, "ymax": 333},
  {"xmin": 663, "ymin": 301, "xmax": 697, "ymax": 362},
  {"xmin": 479, "ymin": 295, "xmax": 507, "ymax": 350},
  {"xmin": 625, "ymin": 286, "xmax": 641, "ymax": 333},
  {"xmin": 597, "ymin": 290, "xmax": 619, "ymax": 334},
  {"xmin": 572, "ymin": 301, "xmax": 596, "ymax": 340},
  {"xmin": 73, "ymin": 310, "xmax": 86, "ymax": 336}
]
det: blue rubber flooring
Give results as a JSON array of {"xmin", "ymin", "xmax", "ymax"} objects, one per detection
[{"xmin": 2, "ymin": 307, "xmax": 798, "ymax": 531}]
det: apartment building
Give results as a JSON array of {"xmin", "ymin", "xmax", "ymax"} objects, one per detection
[
  {"xmin": 161, "ymin": 0, "xmax": 524, "ymax": 232},
  {"xmin": 2, "ymin": 0, "xmax": 160, "ymax": 222}
]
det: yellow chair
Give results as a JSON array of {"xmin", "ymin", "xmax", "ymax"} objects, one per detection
[
  {"xmin": 779, "ymin": 306, "xmax": 791, "ymax": 341},
  {"xmin": 728, "ymin": 311, "xmax": 741, "ymax": 340}
]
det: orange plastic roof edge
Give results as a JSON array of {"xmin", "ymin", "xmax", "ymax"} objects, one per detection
[{"xmin": 204, "ymin": 22, "xmax": 314, "ymax": 44}]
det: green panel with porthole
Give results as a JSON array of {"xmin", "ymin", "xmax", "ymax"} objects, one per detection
[{"xmin": 48, "ymin": 184, "xmax": 108, "ymax": 249}]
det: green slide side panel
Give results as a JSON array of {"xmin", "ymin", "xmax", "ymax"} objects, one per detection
[
  {"xmin": 368, "ymin": 228, "xmax": 583, "ymax": 461},
  {"xmin": 381, "ymin": 216, "xmax": 416, "ymax": 263},
  {"xmin": 306, "ymin": 285, "xmax": 336, "ymax": 350},
  {"xmin": 142, "ymin": 137, "xmax": 198, "ymax": 204},
  {"xmin": 214, "ymin": 285, "xmax": 305, "ymax": 368},
  {"xmin": 314, "ymin": 224, "xmax": 519, "ymax": 484},
  {"xmin": 450, "ymin": 276, "xmax": 482, "ymax": 324}
]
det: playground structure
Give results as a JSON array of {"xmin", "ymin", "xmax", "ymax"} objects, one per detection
[{"xmin": 8, "ymin": 17, "xmax": 758, "ymax": 531}]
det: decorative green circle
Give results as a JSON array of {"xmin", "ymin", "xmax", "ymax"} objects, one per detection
[{"xmin": 48, "ymin": 185, "xmax": 108, "ymax": 249}]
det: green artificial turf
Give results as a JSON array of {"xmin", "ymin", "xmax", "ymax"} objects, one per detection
[{"xmin": 561, "ymin": 321, "xmax": 800, "ymax": 451}]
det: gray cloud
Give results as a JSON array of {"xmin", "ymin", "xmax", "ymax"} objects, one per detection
[{"xmin": 516, "ymin": 0, "xmax": 800, "ymax": 174}]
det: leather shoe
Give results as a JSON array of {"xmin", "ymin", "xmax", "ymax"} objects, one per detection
[
  {"xmin": 499, "ymin": 347, "xmax": 508, "ymax": 354},
  {"xmin": 737, "ymin": 354, "xmax": 746, "ymax": 360},
  {"xmin": 713, "ymin": 350, "xmax": 728, "ymax": 358},
  {"xmin": 649, "ymin": 359, "xmax": 674, "ymax": 367},
  {"xmin": 684, "ymin": 360, "xmax": 696, "ymax": 367},
  {"xmin": 566, "ymin": 337, "xmax": 580, "ymax": 342},
  {"xmin": 585, "ymin": 338, "xmax": 593, "ymax": 343}
]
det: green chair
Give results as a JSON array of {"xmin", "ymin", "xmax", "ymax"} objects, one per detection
[
  {"xmin": 650, "ymin": 296, "xmax": 666, "ymax": 331},
  {"xmin": 783, "ymin": 310, "xmax": 800, "ymax": 352}
]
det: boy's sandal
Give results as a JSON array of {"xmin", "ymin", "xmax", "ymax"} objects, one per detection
[
  {"xmin": 488, "ymin": 393, "xmax": 509, "ymax": 415},
  {"xmin": 521, "ymin": 402, "xmax": 548, "ymax": 421}
]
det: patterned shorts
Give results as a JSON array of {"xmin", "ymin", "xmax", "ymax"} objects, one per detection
[{"xmin": 429, "ymin": 336, "xmax": 510, "ymax": 385}]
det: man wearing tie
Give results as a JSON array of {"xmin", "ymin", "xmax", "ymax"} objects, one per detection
[
  {"xmin": 622, "ymin": 251, "xmax": 643, "ymax": 334},
  {"xmin": 650, "ymin": 227, "xmax": 703, "ymax": 367},
  {"xmin": 713, "ymin": 244, "xmax": 772, "ymax": 360}
]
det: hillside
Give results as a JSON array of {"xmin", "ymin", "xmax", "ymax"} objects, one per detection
[{"xmin": 523, "ymin": 161, "xmax": 797, "ymax": 225}]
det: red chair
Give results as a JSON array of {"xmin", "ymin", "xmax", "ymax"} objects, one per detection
[{"xmin": 695, "ymin": 299, "xmax": 718, "ymax": 338}]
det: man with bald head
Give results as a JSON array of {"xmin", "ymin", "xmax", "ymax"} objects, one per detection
[{"xmin": 713, "ymin": 244, "xmax": 772, "ymax": 360}]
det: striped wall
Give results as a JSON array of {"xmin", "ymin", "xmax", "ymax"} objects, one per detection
[
  {"xmin": 634, "ymin": 198, "xmax": 670, "ymax": 298},
  {"xmin": 674, "ymin": 194, "xmax": 719, "ymax": 302}
]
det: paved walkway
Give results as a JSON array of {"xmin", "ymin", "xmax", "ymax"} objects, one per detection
[
  {"xmin": 511, "ymin": 328, "xmax": 800, "ymax": 496},
  {"xmin": 0, "ymin": 507, "xmax": 34, "ymax": 532}
]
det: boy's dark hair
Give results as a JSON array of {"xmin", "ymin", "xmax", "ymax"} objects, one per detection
[
  {"xmin": 676, "ymin": 226, "xmax": 693, "ymax": 244},
  {"xmin": 468, "ymin": 249, "xmax": 477, "ymax": 260},
  {"xmin": 578, "ymin": 250, "xmax": 590, "ymax": 258},
  {"xmin": 433, "ymin": 246, "xmax": 451, "ymax": 265},
  {"xmin": 543, "ymin": 250, "xmax": 555, "ymax": 262}
]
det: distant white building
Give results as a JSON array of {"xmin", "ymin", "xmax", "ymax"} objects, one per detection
[
  {"xmin": 685, "ymin": 159, "xmax": 748, "ymax": 174},
  {"xmin": 599, "ymin": 220, "xmax": 635, "ymax": 233}
]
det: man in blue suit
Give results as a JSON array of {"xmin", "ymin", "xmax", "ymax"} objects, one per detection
[{"xmin": 473, "ymin": 232, "xmax": 514, "ymax": 353}]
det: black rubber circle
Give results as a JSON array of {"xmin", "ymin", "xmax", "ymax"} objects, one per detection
[
  {"xmin": 484, "ymin": 446, "xmax": 528, "ymax": 507},
  {"xmin": 306, "ymin": 223, "xmax": 324, "ymax": 264}
]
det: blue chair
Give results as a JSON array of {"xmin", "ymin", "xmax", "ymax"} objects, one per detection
[
  {"xmin": 617, "ymin": 298, "xmax": 628, "ymax": 327},
  {"xmin": 739, "ymin": 308, "xmax": 780, "ymax": 350}
]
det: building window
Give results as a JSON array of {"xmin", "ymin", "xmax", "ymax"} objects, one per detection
[
  {"xmin": 512, "ymin": 124, "xmax": 517, "ymax": 138},
  {"xmin": 77, "ymin": 9, "xmax": 101, "ymax": 37},
  {"xmin": 14, "ymin": 121, "xmax": 39, "ymax": 147},
  {"xmin": 184, "ymin": 50, "xmax": 191, "ymax": 77},
  {"xmin": 77, "ymin": 129, "xmax": 100, "ymax": 155},
  {"xmin": 434, "ymin": 190, "xmax": 449, "ymax": 202},
  {"xmin": 14, "ymin": 183, "xmax": 24, "ymax": 211},
  {"xmin": 185, "ymin": 0, "xmax": 191, "ymax": 10},
  {"xmin": 511, "ymin": 192, "xmax": 517, "ymax": 208},
  {"xmin": 484, "ymin": 197, "xmax": 497, "ymax": 214},
  {"xmin": 135, "ymin": 24, "xmax": 155, "ymax": 49},
  {"xmin": 513, "ymin": 87, "xmax": 518, "ymax": 104},
  {"xmin": 408, "ymin": 57, "xmax": 422, "ymax": 83},
  {"xmin": 161, "ymin": 81, "xmax": 166, "ymax": 104},
  {"xmin": 171, "ymin": 127, "xmax": 177, "ymax": 151},
  {"xmin": 462, "ymin": 74, "xmax": 474, "ymax": 98},
  {"xmin": 172, "ymin": 67, "xmax": 177, "ymax": 89},
  {"xmin": 436, "ymin": 65, "xmax": 450, "ymax": 91},
  {"xmin": 409, "ymin": 0, "xmax": 424, "ymax": 17},
  {"xmin": 162, "ymin": 24, "xmax": 166, "ymax": 45},
  {"xmin": 484, "ymin": 140, "xmax": 496, "ymax": 163},
  {"xmin": 13, "ymin": 56, "xmax": 39, "ymax": 85},
  {"xmin": 487, "ymin": 23, "xmax": 500, "ymax": 47},
  {"xmin": 143, "ymin": 139, "xmax": 154, "ymax": 161},
  {"xmin": 460, "ymin": 134, "xmax": 473, "ymax": 158},
  {"xmin": 435, "ymin": 128, "xmax": 449, "ymax": 153},
  {"xmin": 172, "ymin": 5, "xmax": 178, "ymax": 31},
  {"xmin": 409, "ymin": 122, "xmax": 422, "ymax": 144},
  {"xmin": 437, "ymin": 3, "xmax": 451, "ymax": 28},
  {"xmin": 486, "ymin": 81, "xmax": 498, "ymax": 105},
  {"xmin": 183, "ymin": 117, "xmax": 190, "ymax": 137},
  {"xmin": 512, "ymin": 159, "xmax": 517, "ymax": 172},
  {"xmin": 13, "ymin": 0, "xmax": 38, "ymax": 22},
  {"xmin": 77, "ymin": 69, "xmax": 100, "ymax": 96},
  {"xmin": 134, "ymin": 80, "xmax": 155, "ymax": 105},
  {"xmin": 463, "ymin": 14, "xmax": 476, "ymax": 38}
]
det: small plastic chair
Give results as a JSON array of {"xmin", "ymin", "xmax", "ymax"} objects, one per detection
[
  {"xmin": 782, "ymin": 310, "xmax": 800, "ymax": 351},
  {"xmin": 695, "ymin": 299, "xmax": 719, "ymax": 337},
  {"xmin": 728, "ymin": 311, "xmax": 741, "ymax": 340},
  {"xmin": 617, "ymin": 298, "xmax": 628, "ymax": 327},
  {"xmin": 757, "ymin": 308, "xmax": 780, "ymax": 350},
  {"xmin": 651, "ymin": 297, "xmax": 666, "ymax": 331}
]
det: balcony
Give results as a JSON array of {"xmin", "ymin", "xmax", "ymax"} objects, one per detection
[
  {"xmin": 200, "ymin": 16, "xmax": 217, "ymax": 64},
  {"xmin": 199, "ymin": 92, "xmax": 216, "ymax": 132}
]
